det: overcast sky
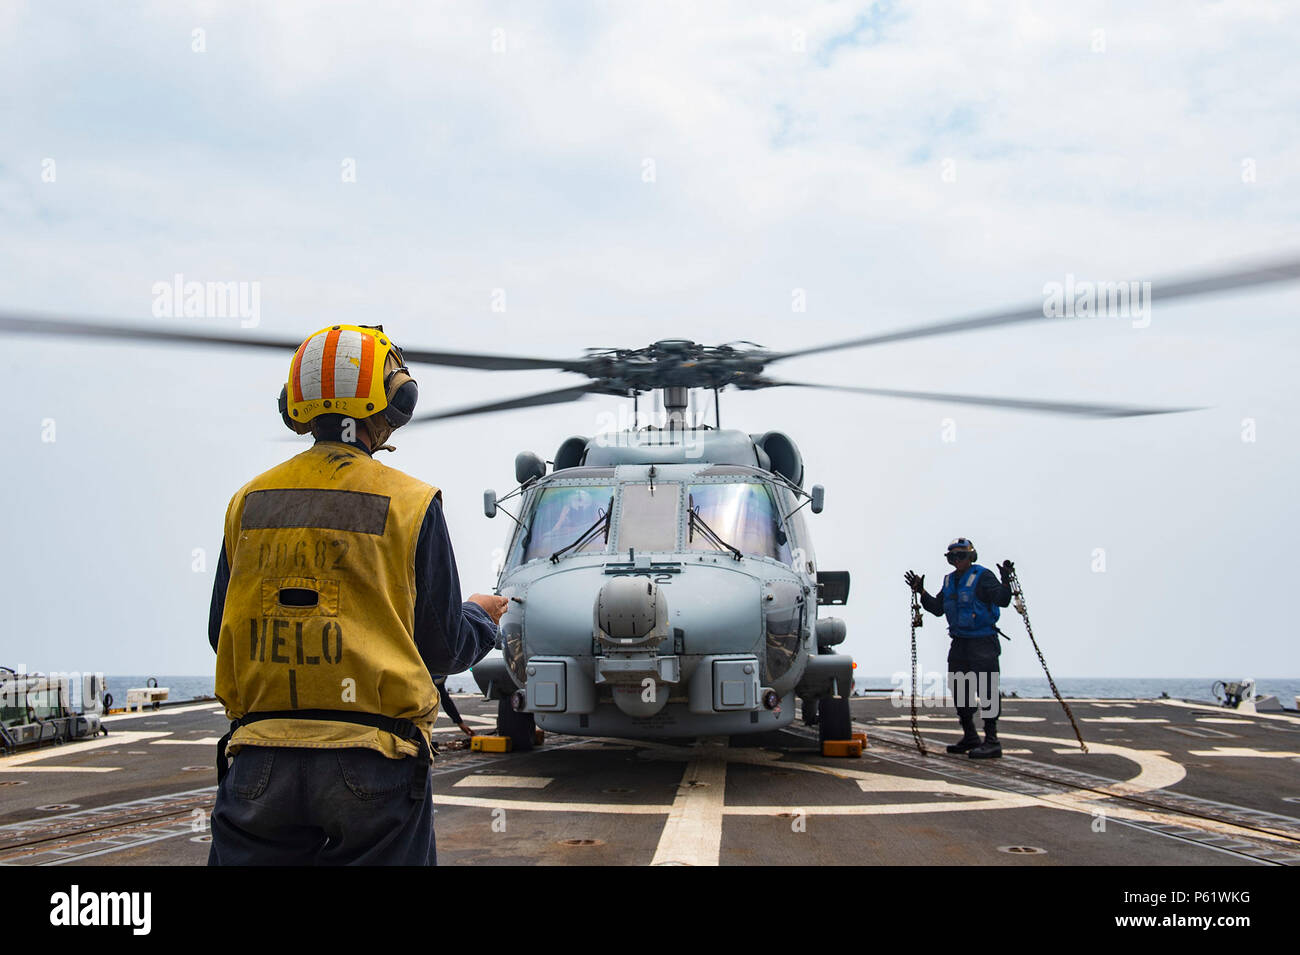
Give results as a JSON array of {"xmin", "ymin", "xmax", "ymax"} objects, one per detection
[{"xmin": 1, "ymin": 1, "xmax": 1297, "ymax": 683}]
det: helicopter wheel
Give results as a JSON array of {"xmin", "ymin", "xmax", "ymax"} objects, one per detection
[
  {"xmin": 800, "ymin": 697, "xmax": 819, "ymax": 727},
  {"xmin": 497, "ymin": 694, "xmax": 536, "ymax": 752},
  {"xmin": 817, "ymin": 696, "xmax": 852, "ymax": 744}
]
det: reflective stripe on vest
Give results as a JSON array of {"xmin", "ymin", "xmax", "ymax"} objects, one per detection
[
  {"xmin": 215, "ymin": 442, "xmax": 440, "ymax": 758},
  {"xmin": 941, "ymin": 564, "xmax": 1001, "ymax": 638}
]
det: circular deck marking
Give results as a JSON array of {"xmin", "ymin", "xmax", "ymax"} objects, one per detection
[
  {"xmin": 0, "ymin": 780, "xmax": 27, "ymax": 787},
  {"xmin": 559, "ymin": 838, "xmax": 603, "ymax": 847},
  {"xmin": 36, "ymin": 804, "xmax": 80, "ymax": 812},
  {"xmin": 190, "ymin": 835, "xmax": 212, "ymax": 843},
  {"xmin": 434, "ymin": 735, "xmax": 1045, "ymax": 821},
  {"xmin": 432, "ymin": 726, "xmax": 1215, "ymax": 868},
  {"xmin": 998, "ymin": 845, "xmax": 1047, "ymax": 855}
]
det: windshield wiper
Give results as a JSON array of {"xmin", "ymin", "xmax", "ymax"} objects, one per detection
[
  {"xmin": 688, "ymin": 496, "xmax": 742, "ymax": 561},
  {"xmin": 549, "ymin": 496, "xmax": 613, "ymax": 563}
]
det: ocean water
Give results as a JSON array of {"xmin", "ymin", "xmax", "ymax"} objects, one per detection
[{"xmin": 93, "ymin": 674, "xmax": 1300, "ymax": 707}]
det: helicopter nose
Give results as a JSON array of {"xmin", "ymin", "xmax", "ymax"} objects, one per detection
[{"xmin": 595, "ymin": 576, "xmax": 672, "ymax": 718}]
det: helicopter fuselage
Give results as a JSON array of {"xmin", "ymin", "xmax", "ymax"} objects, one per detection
[{"xmin": 474, "ymin": 427, "xmax": 853, "ymax": 739}]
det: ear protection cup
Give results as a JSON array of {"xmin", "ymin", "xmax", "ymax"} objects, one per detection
[
  {"xmin": 279, "ymin": 384, "xmax": 312, "ymax": 434},
  {"xmin": 383, "ymin": 372, "xmax": 418, "ymax": 427}
]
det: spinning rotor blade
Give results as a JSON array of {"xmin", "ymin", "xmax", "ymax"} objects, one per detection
[
  {"xmin": 407, "ymin": 383, "xmax": 604, "ymax": 424},
  {"xmin": 399, "ymin": 347, "xmax": 588, "ymax": 373},
  {"xmin": 770, "ymin": 257, "xmax": 1300, "ymax": 362},
  {"xmin": 0, "ymin": 313, "xmax": 304, "ymax": 353},
  {"xmin": 0, "ymin": 313, "xmax": 588, "ymax": 373},
  {"xmin": 768, "ymin": 380, "xmax": 1201, "ymax": 419}
]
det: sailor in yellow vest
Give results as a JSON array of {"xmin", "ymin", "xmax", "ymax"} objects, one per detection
[{"xmin": 207, "ymin": 324, "xmax": 505, "ymax": 865}]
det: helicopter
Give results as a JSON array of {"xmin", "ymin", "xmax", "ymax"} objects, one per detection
[{"xmin": 3, "ymin": 256, "xmax": 1298, "ymax": 749}]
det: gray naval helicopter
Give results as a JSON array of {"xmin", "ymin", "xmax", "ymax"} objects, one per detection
[
  {"xmin": 473, "ymin": 365, "xmax": 859, "ymax": 749},
  {"xmin": 3, "ymin": 257, "xmax": 1298, "ymax": 750}
]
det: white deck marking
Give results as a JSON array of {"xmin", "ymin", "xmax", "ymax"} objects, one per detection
[
  {"xmin": 1166, "ymin": 726, "xmax": 1239, "ymax": 739},
  {"xmin": 875, "ymin": 715, "xmax": 1045, "ymax": 723},
  {"xmin": 915, "ymin": 726, "xmax": 1187, "ymax": 792},
  {"xmin": 435, "ymin": 794, "xmax": 667, "ymax": 813},
  {"xmin": 0, "ymin": 732, "xmax": 169, "ymax": 771},
  {"xmin": 1084, "ymin": 717, "xmax": 1168, "ymax": 724},
  {"xmin": 440, "ymin": 714, "xmax": 497, "ymax": 727},
  {"xmin": 1158, "ymin": 699, "xmax": 1300, "ymax": 725},
  {"xmin": 651, "ymin": 737, "xmax": 729, "ymax": 866},
  {"xmin": 453, "ymin": 775, "xmax": 553, "ymax": 789},
  {"xmin": 0, "ymin": 766, "xmax": 120, "ymax": 773},
  {"xmin": 151, "ymin": 737, "xmax": 222, "ymax": 746},
  {"xmin": 1188, "ymin": 748, "xmax": 1300, "ymax": 759},
  {"xmin": 103, "ymin": 703, "xmax": 225, "ymax": 723}
]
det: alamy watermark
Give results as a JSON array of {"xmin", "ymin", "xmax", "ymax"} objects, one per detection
[
  {"xmin": 592, "ymin": 405, "xmax": 708, "ymax": 458},
  {"xmin": 152, "ymin": 273, "xmax": 260, "ymax": 328},
  {"xmin": 1042, "ymin": 274, "xmax": 1151, "ymax": 328},
  {"xmin": 0, "ymin": 666, "xmax": 107, "ymax": 709},
  {"xmin": 890, "ymin": 668, "xmax": 1001, "ymax": 719}
]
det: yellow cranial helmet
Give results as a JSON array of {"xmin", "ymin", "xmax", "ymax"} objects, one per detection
[{"xmin": 277, "ymin": 325, "xmax": 417, "ymax": 440}]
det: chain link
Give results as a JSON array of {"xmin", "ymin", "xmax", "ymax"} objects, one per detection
[
  {"xmin": 1008, "ymin": 568, "xmax": 1088, "ymax": 754},
  {"xmin": 909, "ymin": 589, "xmax": 927, "ymax": 756}
]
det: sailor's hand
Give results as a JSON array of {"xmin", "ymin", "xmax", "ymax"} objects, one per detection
[
  {"xmin": 998, "ymin": 560, "xmax": 1015, "ymax": 582},
  {"xmin": 904, "ymin": 571, "xmax": 924, "ymax": 594},
  {"xmin": 458, "ymin": 722, "xmax": 475, "ymax": 738},
  {"xmin": 469, "ymin": 593, "xmax": 509, "ymax": 624}
]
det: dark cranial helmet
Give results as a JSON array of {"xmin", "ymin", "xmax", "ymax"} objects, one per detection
[{"xmin": 945, "ymin": 537, "xmax": 978, "ymax": 562}]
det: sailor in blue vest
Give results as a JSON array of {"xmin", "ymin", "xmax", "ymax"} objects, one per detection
[{"xmin": 905, "ymin": 538, "xmax": 1014, "ymax": 758}]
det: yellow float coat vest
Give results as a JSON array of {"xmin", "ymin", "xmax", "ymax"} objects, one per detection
[{"xmin": 215, "ymin": 442, "xmax": 440, "ymax": 758}]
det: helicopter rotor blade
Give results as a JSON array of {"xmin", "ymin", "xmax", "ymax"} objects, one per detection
[
  {"xmin": 0, "ymin": 313, "xmax": 306, "ymax": 353},
  {"xmin": 398, "ymin": 347, "xmax": 588, "ymax": 373},
  {"xmin": 767, "ymin": 256, "xmax": 1300, "ymax": 363},
  {"xmin": 406, "ymin": 383, "xmax": 605, "ymax": 424},
  {"xmin": 0, "ymin": 312, "xmax": 590, "ymax": 373},
  {"xmin": 765, "ymin": 380, "xmax": 1202, "ymax": 419}
]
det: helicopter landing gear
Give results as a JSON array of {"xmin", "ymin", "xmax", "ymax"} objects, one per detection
[
  {"xmin": 497, "ymin": 692, "xmax": 536, "ymax": 752},
  {"xmin": 816, "ymin": 695, "xmax": 852, "ymax": 745},
  {"xmin": 800, "ymin": 697, "xmax": 819, "ymax": 727}
]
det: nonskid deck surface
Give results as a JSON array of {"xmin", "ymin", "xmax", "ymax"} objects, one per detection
[{"xmin": 1, "ymin": 697, "xmax": 1297, "ymax": 866}]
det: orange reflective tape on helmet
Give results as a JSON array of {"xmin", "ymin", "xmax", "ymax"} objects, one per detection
[{"xmin": 283, "ymin": 325, "xmax": 396, "ymax": 427}]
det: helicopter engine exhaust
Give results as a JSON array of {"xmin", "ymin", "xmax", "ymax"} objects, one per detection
[{"xmin": 594, "ymin": 576, "xmax": 675, "ymax": 718}]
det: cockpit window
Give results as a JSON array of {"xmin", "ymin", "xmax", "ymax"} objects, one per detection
[
  {"xmin": 615, "ymin": 483, "xmax": 681, "ymax": 552},
  {"xmin": 687, "ymin": 483, "xmax": 791, "ymax": 562},
  {"xmin": 516, "ymin": 485, "xmax": 615, "ymax": 564}
]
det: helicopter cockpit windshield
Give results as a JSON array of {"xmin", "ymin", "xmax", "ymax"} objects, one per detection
[
  {"xmin": 687, "ymin": 483, "xmax": 791, "ymax": 562},
  {"xmin": 509, "ymin": 479, "xmax": 795, "ymax": 569},
  {"xmin": 517, "ymin": 485, "xmax": 615, "ymax": 564}
]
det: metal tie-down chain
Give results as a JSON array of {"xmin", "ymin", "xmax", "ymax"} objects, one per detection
[
  {"xmin": 909, "ymin": 590, "xmax": 927, "ymax": 756},
  {"xmin": 1008, "ymin": 568, "xmax": 1088, "ymax": 754}
]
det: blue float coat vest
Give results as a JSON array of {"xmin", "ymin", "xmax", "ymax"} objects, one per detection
[{"xmin": 942, "ymin": 565, "xmax": 1000, "ymax": 638}]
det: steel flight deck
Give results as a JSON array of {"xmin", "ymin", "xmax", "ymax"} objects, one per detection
[{"xmin": 1, "ymin": 694, "xmax": 1297, "ymax": 866}]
